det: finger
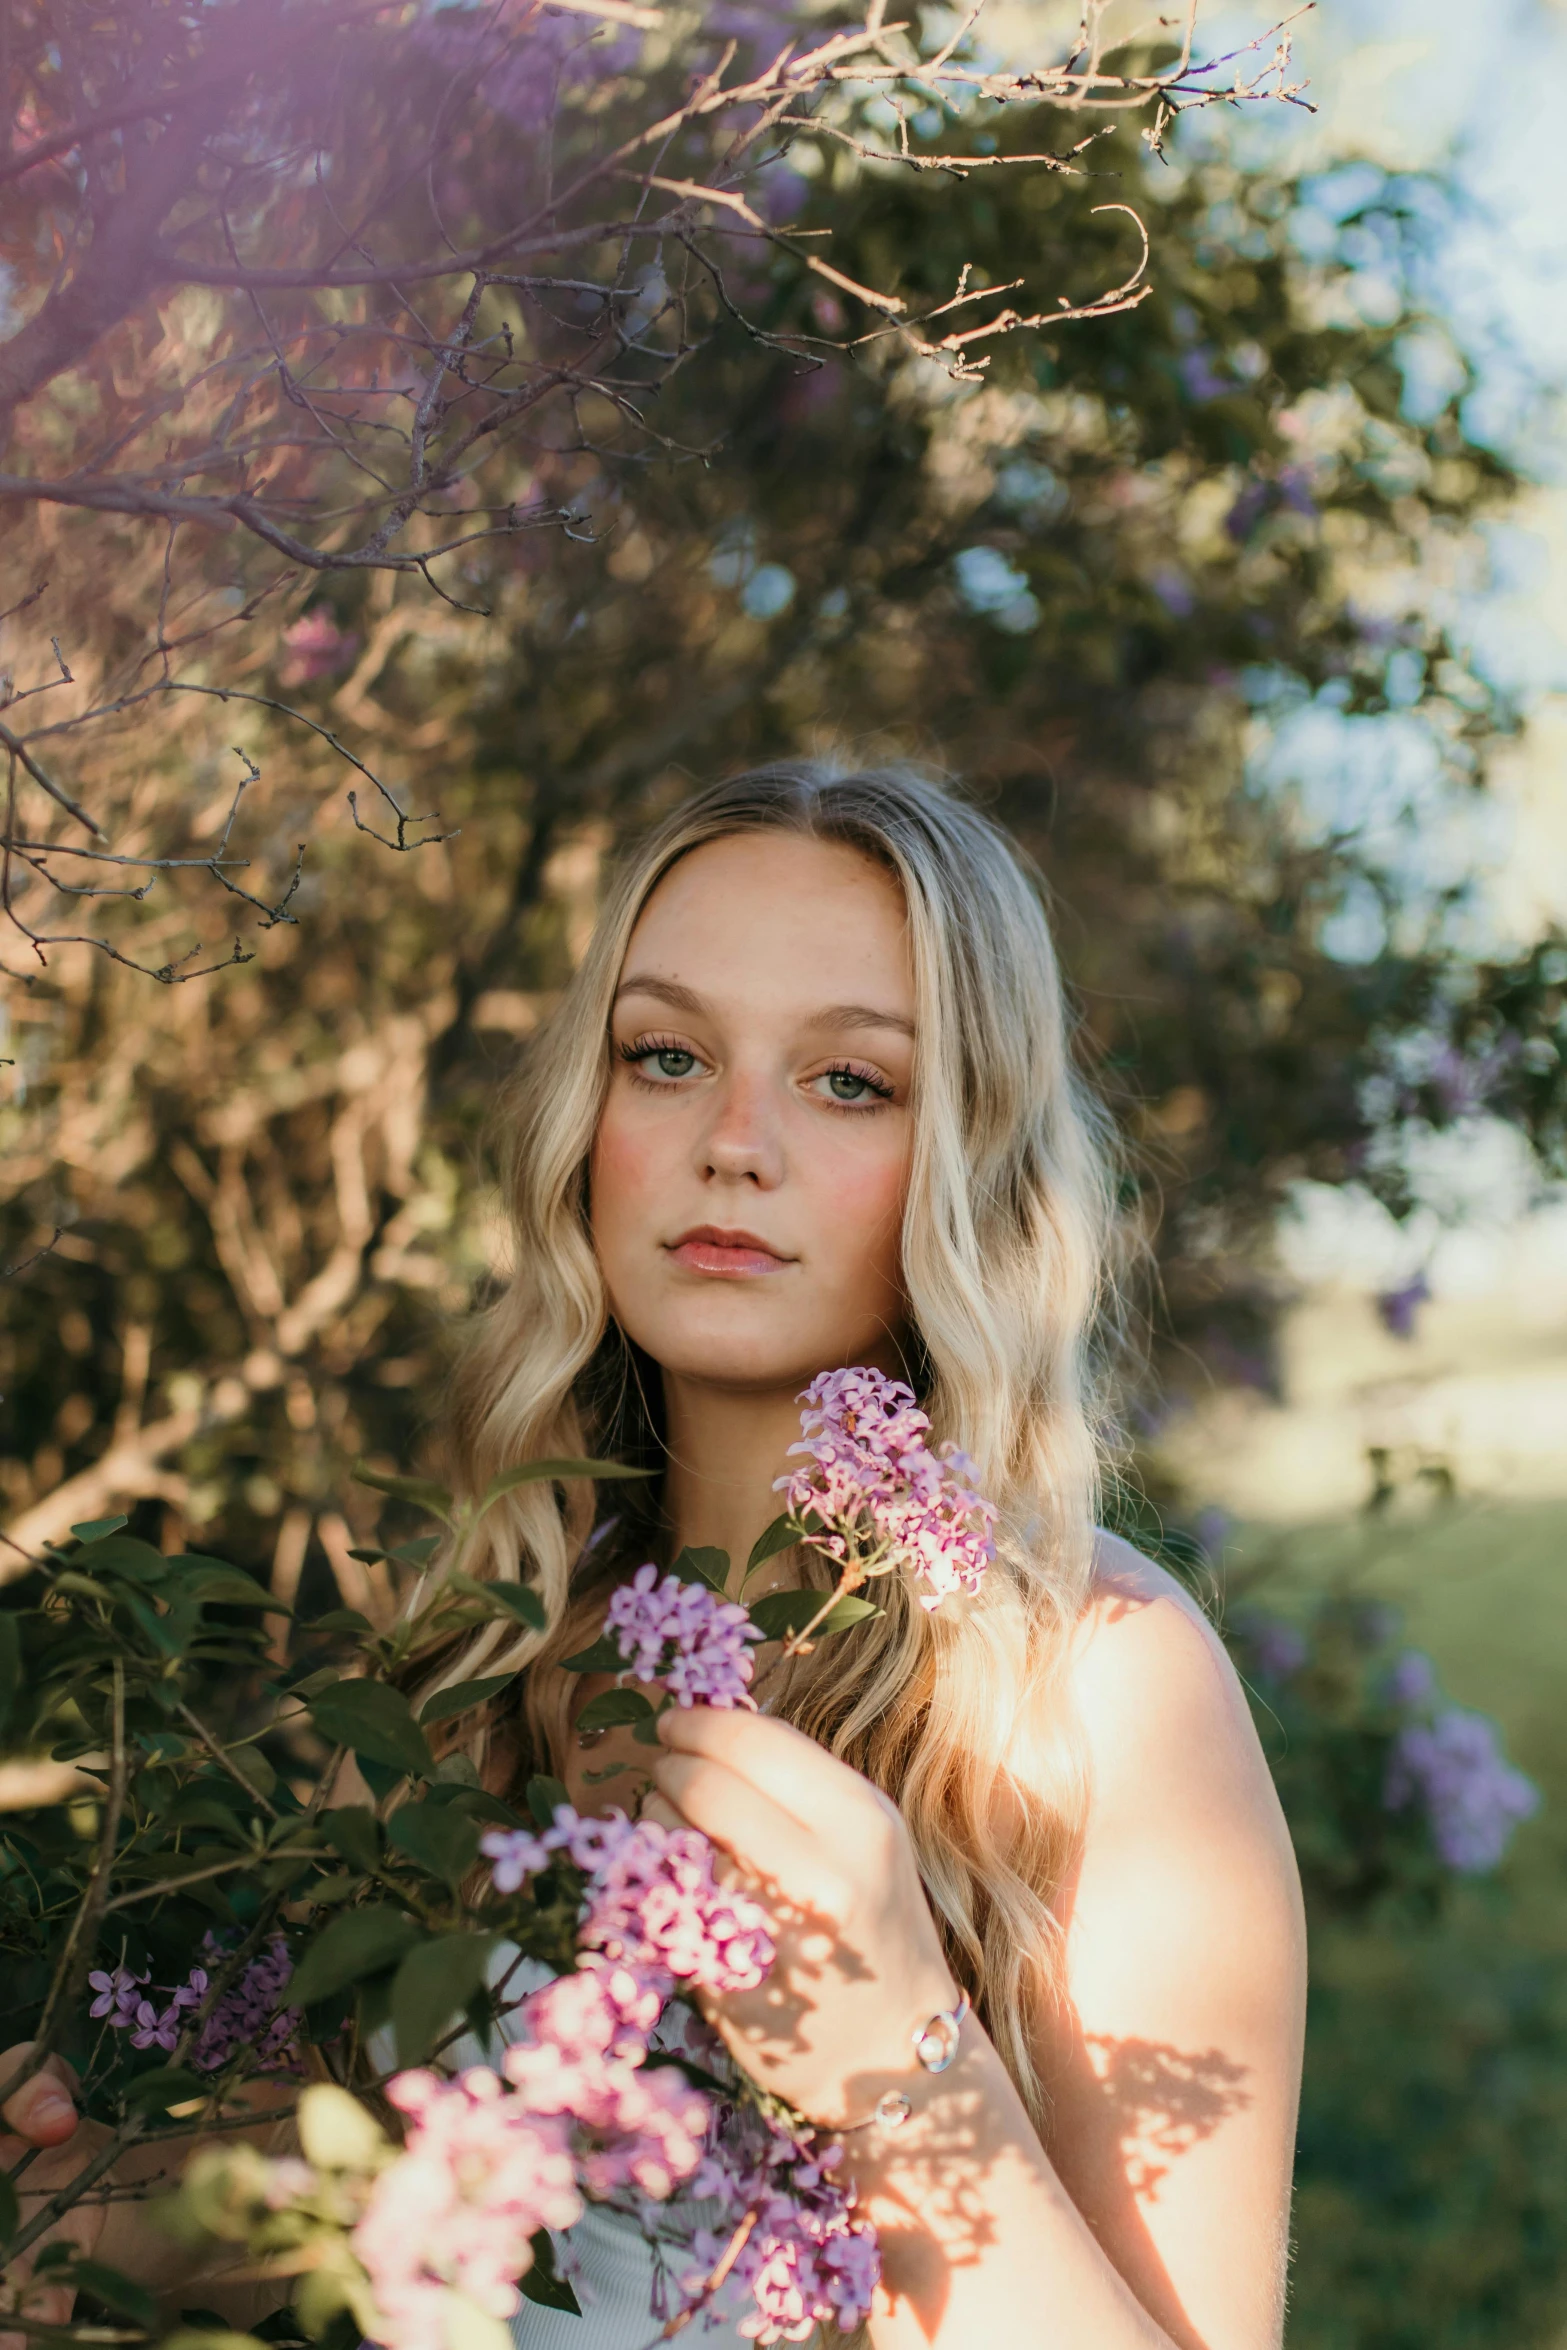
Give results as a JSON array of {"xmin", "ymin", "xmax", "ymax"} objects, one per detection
[
  {"xmin": 0, "ymin": 2047, "xmax": 79, "ymax": 2147},
  {"xmin": 656, "ymin": 1703, "xmax": 892, "ymax": 1838},
  {"xmin": 651, "ymin": 1748, "xmax": 845, "ymax": 1918}
]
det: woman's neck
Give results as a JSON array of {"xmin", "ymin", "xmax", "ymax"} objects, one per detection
[{"xmin": 658, "ymin": 1373, "xmax": 807, "ymax": 1582}]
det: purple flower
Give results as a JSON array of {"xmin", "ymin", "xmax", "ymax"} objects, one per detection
[
  {"xmin": 1385, "ymin": 1708, "xmax": 1540, "ymax": 1873},
  {"xmin": 184, "ymin": 1934, "xmax": 303, "ymax": 2074},
  {"xmin": 483, "ymin": 1805, "xmax": 775, "ymax": 1997},
  {"xmin": 129, "ymin": 1999, "xmax": 181, "ymax": 2053},
  {"xmin": 606, "ymin": 1565, "xmax": 763, "ymax": 1708},
  {"xmin": 778, "ymin": 1368, "xmax": 997, "ymax": 1609},
  {"xmin": 1247, "ymin": 1618, "xmax": 1308, "ymax": 1684},
  {"xmin": 480, "ymin": 1826, "xmax": 554, "ymax": 1894},
  {"xmin": 88, "ymin": 1965, "xmax": 147, "ymax": 2025},
  {"xmin": 1177, "ymin": 346, "xmax": 1229, "ymax": 403},
  {"xmin": 1375, "ymin": 1272, "xmax": 1430, "ymax": 1340},
  {"xmin": 1385, "ymin": 1649, "xmax": 1437, "ymax": 1708},
  {"xmin": 681, "ymin": 2112, "xmax": 881, "ymax": 2344}
]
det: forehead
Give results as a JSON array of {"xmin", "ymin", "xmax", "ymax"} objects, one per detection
[{"xmin": 620, "ymin": 831, "xmax": 913, "ymax": 1013}]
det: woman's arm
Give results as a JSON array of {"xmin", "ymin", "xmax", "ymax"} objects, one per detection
[{"xmin": 642, "ymin": 1538, "xmax": 1305, "ymax": 2350}]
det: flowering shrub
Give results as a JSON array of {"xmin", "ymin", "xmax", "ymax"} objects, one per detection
[
  {"xmin": 0, "ymin": 1369, "xmax": 980, "ymax": 2350},
  {"xmin": 1384, "ymin": 1704, "xmax": 1541, "ymax": 1874},
  {"xmin": 1230, "ymin": 1601, "xmax": 1540, "ymax": 1904}
]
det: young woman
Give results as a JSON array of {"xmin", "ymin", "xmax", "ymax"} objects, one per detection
[{"xmin": 2, "ymin": 763, "xmax": 1305, "ymax": 2350}]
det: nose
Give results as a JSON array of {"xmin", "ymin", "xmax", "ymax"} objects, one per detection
[{"xmin": 698, "ymin": 1068, "xmax": 784, "ymax": 1190}]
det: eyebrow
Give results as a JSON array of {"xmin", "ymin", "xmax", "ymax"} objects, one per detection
[{"xmin": 613, "ymin": 973, "xmax": 915, "ymax": 1039}]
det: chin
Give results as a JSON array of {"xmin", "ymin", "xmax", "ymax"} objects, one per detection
[{"xmin": 635, "ymin": 1298, "xmax": 833, "ymax": 1391}]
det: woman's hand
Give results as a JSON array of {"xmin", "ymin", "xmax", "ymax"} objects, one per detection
[
  {"xmin": 640, "ymin": 1707, "xmax": 961, "ymax": 2128},
  {"xmin": 0, "ymin": 2045, "xmax": 108, "ymax": 2349}
]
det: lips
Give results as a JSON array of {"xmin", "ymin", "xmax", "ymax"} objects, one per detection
[{"xmin": 666, "ymin": 1224, "xmax": 794, "ymax": 1276}]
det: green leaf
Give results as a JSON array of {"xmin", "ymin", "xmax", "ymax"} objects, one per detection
[
  {"xmin": 121, "ymin": 2067, "xmax": 208, "ymax": 2113},
  {"xmin": 305, "ymin": 1681, "xmax": 432, "ymax": 1780},
  {"xmin": 391, "ymin": 1933, "xmax": 499, "ymax": 2067},
  {"xmin": 351, "ymin": 1462, "xmax": 454, "ymax": 1520},
  {"xmin": 419, "ymin": 1672, "xmax": 519, "ymax": 1726},
  {"xmin": 486, "ymin": 1580, "xmax": 548, "ymax": 1630},
  {"xmin": 78, "ymin": 1533, "xmax": 171, "ymax": 1581},
  {"xmin": 69, "ymin": 1515, "xmax": 129, "ymax": 1544},
  {"xmin": 390, "ymin": 1537, "xmax": 441, "ymax": 1567},
  {"xmin": 668, "ymin": 1545, "xmax": 731, "ymax": 1595},
  {"xmin": 560, "ymin": 1632, "xmax": 624, "ymax": 1673},
  {"xmin": 387, "ymin": 1802, "xmax": 480, "ymax": 1886},
  {"xmin": 478, "ymin": 1456, "xmax": 654, "ymax": 1512},
  {"xmin": 521, "ymin": 2230, "xmax": 582, "ymax": 2314},
  {"xmin": 319, "ymin": 1805, "xmax": 382, "ymax": 1874},
  {"xmin": 744, "ymin": 1513, "xmax": 801, "ymax": 1583},
  {"xmin": 0, "ymin": 1613, "xmax": 20, "ymax": 1743},
  {"xmin": 0, "ymin": 2164, "xmax": 17, "ymax": 2250},
  {"xmin": 446, "ymin": 1787, "xmax": 525, "ymax": 1828},
  {"xmin": 746, "ymin": 1590, "xmax": 881, "ymax": 1643},
  {"xmin": 174, "ymin": 1558, "xmax": 286, "ymax": 1611},
  {"xmin": 525, "ymin": 1774, "xmax": 570, "ymax": 1829},
  {"xmin": 574, "ymin": 1687, "xmax": 657, "ymax": 1735},
  {"xmin": 72, "ymin": 2260, "xmax": 158, "ymax": 2329},
  {"xmin": 289, "ymin": 1905, "xmax": 425, "ymax": 2005},
  {"xmin": 302, "ymin": 1609, "xmax": 373, "ymax": 1636}
]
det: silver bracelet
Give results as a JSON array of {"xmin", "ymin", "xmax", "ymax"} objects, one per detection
[{"xmin": 835, "ymin": 1992, "xmax": 971, "ymax": 2134}]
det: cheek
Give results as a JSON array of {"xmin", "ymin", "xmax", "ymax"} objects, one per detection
[
  {"xmin": 812, "ymin": 1133, "xmax": 910, "ymax": 1293},
  {"xmin": 589, "ymin": 1105, "xmax": 660, "ymax": 1262}
]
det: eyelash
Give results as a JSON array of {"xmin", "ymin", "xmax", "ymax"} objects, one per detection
[{"xmin": 616, "ymin": 1035, "xmax": 896, "ymax": 1109}]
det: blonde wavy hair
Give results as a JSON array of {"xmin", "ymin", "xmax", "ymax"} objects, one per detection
[{"xmin": 431, "ymin": 762, "xmax": 1124, "ymax": 2132}]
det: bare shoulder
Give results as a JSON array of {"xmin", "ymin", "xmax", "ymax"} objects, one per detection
[
  {"xmin": 1063, "ymin": 1526, "xmax": 1303, "ymax": 1969},
  {"xmin": 1071, "ymin": 1529, "xmax": 1262, "ymax": 1788}
]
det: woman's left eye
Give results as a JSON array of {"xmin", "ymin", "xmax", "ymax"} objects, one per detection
[{"xmin": 812, "ymin": 1064, "xmax": 893, "ymax": 1106}]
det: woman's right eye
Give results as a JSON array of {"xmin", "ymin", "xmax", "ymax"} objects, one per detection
[{"xmin": 619, "ymin": 1038, "xmax": 700, "ymax": 1081}]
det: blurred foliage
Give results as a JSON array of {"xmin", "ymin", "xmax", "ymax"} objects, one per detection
[
  {"xmin": 5, "ymin": 107, "xmax": 1560, "ymax": 1569},
  {"xmin": 1221, "ymin": 1564, "xmax": 1565, "ymax": 2349},
  {"xmin": 5, "ymin": 50, "xmax": 1567, "ymax": 2346}
]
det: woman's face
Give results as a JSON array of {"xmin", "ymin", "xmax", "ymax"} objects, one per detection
[{"xmin": 591, "ymin": 830, "xmax": 917, "ymax": 1393}]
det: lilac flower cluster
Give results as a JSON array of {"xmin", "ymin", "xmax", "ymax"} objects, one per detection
[
  {"xmin": 88, "ymin": 1963, "xmax": 203, "ymax": 2054},
  {"xmin": 188, "ymin": 1933, "xmax": 302, "ymax": 2073},
  {"xmin": 1385, "ymin": 1701, "xmax": 1541, "ymax": 1874},
  {"xmin": 481, "ymin": 1805, "xmax": 775, "ymax": 1997},
  {"xmin": 778, "ymin": 1367, "xmax": 997, "ymax": 1609},
  {"xmin": 356, "ymin": 1960, "xmax": 712, "ymax": 2350},
  {"xmin": 88, "ymin": 1935, "xmax": 301, "ymax": 2070},
  {"xmin": 681, "ymin": 2115, "xmax": 881, "ymax": 2345},
  {"xmin": 606, "ymin": 1564, "xmax": 764, "ymax": 1708}
]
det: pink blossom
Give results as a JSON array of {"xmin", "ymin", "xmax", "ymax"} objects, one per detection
[
  {"xmin": 578, "ymin": 1817, "xmax": 775, "ymax": 1996},
  {"xmin": 355, "ymin": 2066, "xmax": 583, "ymax": 2350},
  {"xmin": 607, "ymin": 1564, "xmax": 763, "ymax": 1707},
  {"xmin": 779, "ymin": 1367, "xmax": 997, "ymax": 1609},
  {"xmin": 482, "ymin": 1806, "xmax": 776, "ymax": 1998},
  {"xmin": 280, "ymin": 609, "xmax": 358, "ymax": 682},
  {"xmin": 501, "ymin": 1964, "xmax": 710, "ymax": 2205}
]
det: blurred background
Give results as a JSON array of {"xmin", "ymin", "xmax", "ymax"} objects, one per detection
[{"xmin": 3, "ymin": 0, "xmax": 1567, "ymax": 2337}]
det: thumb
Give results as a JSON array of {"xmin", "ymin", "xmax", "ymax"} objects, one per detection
[{"xmin": 0, "ymin": 2047, "xmax": 80, "ymax": 2147}]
